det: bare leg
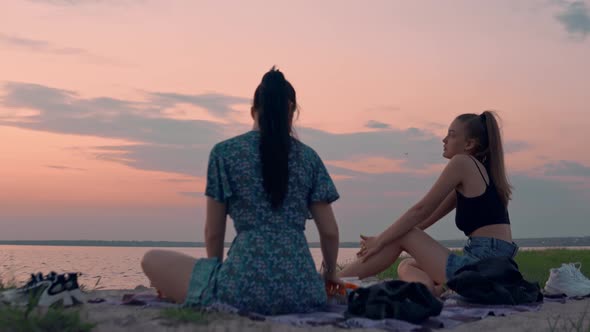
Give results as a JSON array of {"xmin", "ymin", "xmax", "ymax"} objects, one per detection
[
  {"xmin": 398, "ymin": 258, "xmax": 435, "ymax": 289},
  {"xmin": 338, "ymin": 228, "xmax": 451, "ymax": 291},
  {"xmin": 398, "ymin": 258, "xmax": 445, "ymax": 295},
  {"xmin": 141, "ymin": 249, "xmax": 197, "ymax": 303},
  {"xmin": 338, "ymin": 242, "xmax": 402, "ymax": 279}
]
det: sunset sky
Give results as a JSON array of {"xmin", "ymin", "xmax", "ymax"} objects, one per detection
[{"xmin": 1, "ymin": 0, "xmax": 589, "ymax": 242}]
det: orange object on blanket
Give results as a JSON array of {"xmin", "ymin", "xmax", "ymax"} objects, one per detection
[{"xmin": 325, "ymin": 281, "xmax": 359, "ymax": 296}]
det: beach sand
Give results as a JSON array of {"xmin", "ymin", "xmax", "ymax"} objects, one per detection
[
  {"xmin": 79, "ymin": 288, "xmax": 376, "ymax": 332},
  {"xmin": 70, "ymin": 288, "xmax": 590, "ymax": 332},
  {"xmin": 448, "ymin": 298, "xmax": 590, "ymax": 332}
]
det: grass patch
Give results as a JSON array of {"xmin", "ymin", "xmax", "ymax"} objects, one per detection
[
  {"xmin": 515, "ymin": 249, "xmax": 590, "ymax": 285},
  {"xmin": 0, "ymin": 278, "xmax": 16, "ymax": 291},
  {"xmin": 0, "ymin": 276, "xmax": 95, "ymax": 332},
  {"xmin": 160, "ymin": 307, "xmax": 208, "ymax": 325},
  {"xmin": 375, "ymin": 249, "xmax": 590, "ymax": 285},
  {"xmin": 0, "ymin": 305, "xmax": 95, "ymax": 332}
]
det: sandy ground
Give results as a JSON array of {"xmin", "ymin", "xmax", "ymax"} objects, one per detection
[
  {"xmin": 448, "ymin": 298, "xmax": 590, "ymax": 332},
  {"xmin": 37, "ymin": 289, "xmax": 590, "ymax": 331}
]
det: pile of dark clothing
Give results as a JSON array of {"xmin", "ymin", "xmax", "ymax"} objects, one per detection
[
  {"xmin": 345, "ymin": 256, "xmax": 543, "ymax": 323},
  {"xmin": 446, "ymin": 256, "xmax": 543, "ymax": 305},
  {"xmin": 346, "ymin": 280, "xmax": 442, "ymax": 323}
]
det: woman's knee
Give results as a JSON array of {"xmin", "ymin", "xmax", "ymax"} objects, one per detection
[
  {"xmin": 397, "ymin": 258, "xmax": 417, "ymax": 275},
  {"xmin": 141, "ymin": 249, "xmax": 166, "ymax": 274}
]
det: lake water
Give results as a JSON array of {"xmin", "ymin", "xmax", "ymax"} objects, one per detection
[
  {"xmin": 0, "ymin": 246, "xmax": 364, "ymax": 289},
  {"xmin": 1, "ymin": 245, "xmax": 588, "ymax": 289}
]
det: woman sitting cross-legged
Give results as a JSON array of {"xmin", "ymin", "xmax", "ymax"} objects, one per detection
[
  {"xmin": 141, "ymin": 67, "xmax": 342, "ymax": 315},
  {"xmin": 339, "ymin": 111, "xmax": 518, "ymax": 296}
]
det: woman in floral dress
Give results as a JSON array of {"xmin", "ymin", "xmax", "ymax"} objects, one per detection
[{"xmin": 141, "ymin": 67, "xmax": 342, "ymax": 314}]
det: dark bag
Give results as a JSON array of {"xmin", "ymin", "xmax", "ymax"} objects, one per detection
[
  {"xmin": 346, "ymin": 280, "xmax": 443, "ymax": 323},
  {"xmin": 447, "ymin": 256, "xmax": 543, "ymax": 305}
]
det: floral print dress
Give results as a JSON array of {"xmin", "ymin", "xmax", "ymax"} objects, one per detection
[{"xmin": 183, "ymin": 130, "xmax": 339, "ymax": 315}]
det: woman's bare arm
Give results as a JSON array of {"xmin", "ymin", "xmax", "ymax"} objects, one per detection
[
  {"xmin": 364, "ymin": 155, "xmax": 469, "ymax": 257},
  {"xmin": 205, "ymin": 197, "xmax": 227, "ymax": 260},
  {"xmin": 310, "ymin": 202, "xmax": 340, "ymax": 275},
  {"xmin": 417, "ymin": 192, "xmax": 457, "ymax": 231}
]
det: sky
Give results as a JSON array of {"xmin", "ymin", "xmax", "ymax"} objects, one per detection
[{"xmin": 0, "ymin": 0, "xmax": 589, "ymax": 242}]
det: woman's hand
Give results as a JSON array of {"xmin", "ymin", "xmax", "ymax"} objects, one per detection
[
  {"xmin": 357, "ymin": 234, "xmax": 383, "ymax": 262},
  {"xmin": 323, "ymin": 270, "xmax": 345, "ymax": 287},
  {"xmin": 323, "ymin": 270, "xmax": 346, "ymax": 296},
  {"xmin": 356, "ymin": 234, "xmax": 376, "ymax": 256},
  {"xmin": 320, "ymin": 260, "xmax": 344, "ymax": 285}
]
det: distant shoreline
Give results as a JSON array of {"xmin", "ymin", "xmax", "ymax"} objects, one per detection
[{"xmin": 1, "ymin": 237, "xmax": 589, "ymax": 248}]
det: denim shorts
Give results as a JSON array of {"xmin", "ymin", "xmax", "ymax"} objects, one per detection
[{"xmin": 445, "ymin": 236, "xmax": 519, "ymax": 281}]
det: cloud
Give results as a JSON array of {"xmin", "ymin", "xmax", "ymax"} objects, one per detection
[
  {"xmin": 92, "ymin": 144, "xmax": 213, "ymax": 177},
  {"xmin": 46, "ymin": 165, "xmax": 87, "ymax": 171},
  {"xmin": 1, "ymin": 82, "xmax": 243, "ymax": 144},
  {"xmin": 0, "ymin": 82, "xmax": 532, "ymax": 180},
  {"xmin": 149, "ymin": 92, "xmax": 250, "ymax": 119},
  {"xmin": 326, "ymin": 157, "xmax": 406, "ymax": 174},
  {"xmin": 0, "ymin": 33, "xmax": 126, "ymax": 65},
  {"xmin": 0, "ymin": 82, "xmax": 444, "ymax": 176},
  {"xmin": 28, "ymin": 0, "xmax": 100, "ymax": 4},
  {"xmin": 0, "ymin": 82, "xmax": 252, "ymax": 177},
  {"xmin": 365, "ymin": 120, "xmax": 391, "ymax": 129},
  {"xmin": 544, "ymin": 160, "xmax": 590, "ymax": 177},
  {"xmin": 83, "ymin": 125, "xmax": 446, "ymax": 177},
  {"xmin": 178, "ymin": 192, "xmax": 202, "ymax": 198},
  {"xmin": 2, "ymin": 164, "xmax": 589, "ymax": 242},
  {"xmin": 554, "ymin": 1, "xmax": 590, "ymax": 39},
  {"xmin": 163, "ymin": 178, "xmax": 196, "ymax": 183},
  {"xmin": 27, "ymin": 0, "xmax": 143, "ymax": 5},
  {"xmin": 0, "ymin": 33, "xmax": 87, "ymax": 55},
  {"xmin": 365, "ymin": 105, "xmax": 401, "ymax": 112},
  {"xmin": 1, "ymin": 82, "xmax": 588, "ymax": 241},
  {"xmin": 298, "ymin": 126, "xmax": 445, "ymax": 170},
  {"xmin": 504, "ymin": 140, "xmax": 532, "ymax": 154}
]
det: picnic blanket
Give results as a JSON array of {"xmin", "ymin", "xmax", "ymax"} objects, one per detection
[{"xmin": 96, "ymin": 291, "xmax": 543, "ymax": 331}]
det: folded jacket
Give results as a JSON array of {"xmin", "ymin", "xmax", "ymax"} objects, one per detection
[
  {"xmin": 447, "ymin": 256, "xmax": 543, "ymax": 305},
  {"xmin": 346, "ymin": 280, "xmax": 443, "ymax": 323}
]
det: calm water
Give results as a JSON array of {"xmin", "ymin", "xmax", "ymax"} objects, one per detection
[
  {"xmin": 1, "ymin": 245, "xmax": 588, "ymax": 290},
  {"xmin": 0, "ymin": 246, "xmax": 362, "ymax": 289}
]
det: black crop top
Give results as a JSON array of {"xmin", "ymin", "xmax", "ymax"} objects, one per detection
[{"xmin": 455, "ymin": 156, "xmax": 510, "ymax": 236}]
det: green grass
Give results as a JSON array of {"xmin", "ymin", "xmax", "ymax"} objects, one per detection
[
  {"xmin": 376, "ymin": 249, "xmax": 590, "ymax": 285},
  {"xmin": 0, "ymin": 306, "xmax": 95, "ymax": 332},
  {"xmin": 0, "ymin": 276, "xmax": 95, "ymax": 332},
  {"xmin": 0, "ymin": 278, "xmax": 16, "ymax": 291},
  {"xmin": 160, "ymin": 308, "xmax": 208, "ymax": 325},
  {"xmin": 515, "ymin": 249, "xmax": 590, "ymax": 285}
]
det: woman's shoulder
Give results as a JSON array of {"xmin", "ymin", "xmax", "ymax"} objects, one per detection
[
  {"xmin": 211, "ymin": 131, "xmax": 257, "ymax": 154},
  {"xmin": 441, "ymin": 154, "xmax": 481, "ymax": 179},
  {"xmin": 448, "ymin": 154, "xmax": 477, "ymax": 168},
  {"xmin": 446, "ymin": 154, "xmax": 491, "ymax": 183},
  {"xmin": 292, "ymin": 139, "xmax": 322, "ymax": 162}
]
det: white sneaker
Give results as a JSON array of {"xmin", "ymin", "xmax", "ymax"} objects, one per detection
[
  {"xmin": 37, "ymin": 274, "xmax": 73, "ymax": 307},
  {"xmin": 63, "ymin": 272, "xmax": 85, "ymax": 304},
  {"xmin": 0, "ymin": 272, "xmax": 83, "ymax": 307},
  {"xmin": 0, "ymin": 272, "xmax": 56, "ymax": 306},
  {"xmin": 544, "ymin": 263, "xmax": 590, "ymax": 297},
  {"xmin": 37, "ymin": 273, "xmax": 85, "ymax": 307}
]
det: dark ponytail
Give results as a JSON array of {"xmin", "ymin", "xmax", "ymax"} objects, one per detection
[{"xmin": 253, "ymin": 66, "xmax": 297, "ymax": 208}]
